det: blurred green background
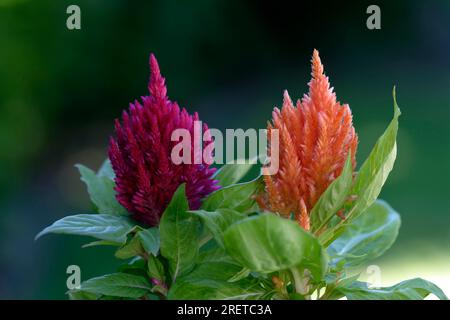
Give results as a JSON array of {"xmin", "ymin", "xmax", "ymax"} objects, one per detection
[{"xmin": 0, "ymin": 0, "xmax": 449, "ymax": 299}]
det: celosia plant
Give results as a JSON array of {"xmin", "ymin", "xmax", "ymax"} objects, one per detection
[
  {"xmin": 108, "ymin": 54, "xmax": 219, "ymax": 226},
  {"xmin": 36, "ymin": 51, "xmax": 447, "ymax": 300},
  {"xmin": 257, "ymin": 50, "xmax": 358, "ymax": 231}
]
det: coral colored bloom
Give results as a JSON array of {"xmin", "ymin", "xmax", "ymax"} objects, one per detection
[
  {"xmin": 108, "ymin": 54, "xmax": 219, "ymax": 226},
  {"xmin": 258, "ymin": 50, "xmax": 358, "ymax": 230}
]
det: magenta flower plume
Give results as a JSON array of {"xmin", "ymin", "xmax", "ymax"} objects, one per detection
[{"xmin": 108, "ymin": 54, "xmax": 219, "ymax": 226}]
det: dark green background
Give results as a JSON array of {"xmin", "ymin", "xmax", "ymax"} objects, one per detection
[{"xmin": 0, "ymin": 0, "xmax": 449, "ymax": 299}]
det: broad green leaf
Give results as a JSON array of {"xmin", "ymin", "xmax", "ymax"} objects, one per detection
[
  {"xmin": 299, "ymin": 242, "xmax": 330, "ymax": 283},
  {"xmin": 147, "ymin": 255, "xmax": 165, "ymax": 282},
  {"xmin": 80, "ymin": 273, "xmax": 152, "ymax": 299},
  {"xmin": 115, "ymin": 227, "xmax": 160, "ymax": 259},
  {"xmin": 335, "ymin": 278, "xmax": 448, "ymax": 300},
  {"xmin": 115, "ymin": 235, "xmax": 144, "ymax": 259},
  {"xmin": 159, "ymin": 184, "xmax": 200, "ymax": 282},
  {"xmin": 35, "ymin": 214, "xmax": 134, "ymax": 244},
  {"xmin": 198, "ymin": 244, "xmax": 240, "ymax": 265},
  {"xmin": 118, "ymin": 256, "xmax": 147, "ymax": 272},
  {"xmin": 223, "ymin": 214, "xmax": 327, "ymax": 277},
  {"xmin": 67, "ymin": 290, "xmax": 99, "ymax": 300},
  {"xmin": 328, "ymin": 200, "xmax": 400, "ymax": 267},
  {"xmin": 191, "ymin": 208, "xmax": 245, "ymax": 248},
  {"xmin": 310, "ymin": 153, "xmax": 353, "ymax": 232},
  {"xmin": 118, "ymin": 257, "xmax": 148, "ymax": 278},
  {"xmin": 348, "ymin": 90, "xmax": 400, "ymax": 220},
  {"xmin": 213, "ymin": 162, "xmax": 255, "ymax": 187},
  {"xmin": 76, "ymin": 164, "xmax": 128, "ymax": 216},
  {"xmin": 201, "ymin": 176, "xmax": 264, "ymax": 213},
  {"xmin": 138, "ymin": 227, "xmax": 160, "ymax": 256},
  {"xmin": 81, "ymin": 240, "xmax": 122, "ymax": 248},
  {"xmin": 168, "ymin": 261, "xmax": 265, "ymax": 300}
]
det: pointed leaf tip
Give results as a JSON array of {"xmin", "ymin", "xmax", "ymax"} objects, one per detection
[{"xmin": 392, "ymin": 86, "xmax": 401, "ymax": 117}]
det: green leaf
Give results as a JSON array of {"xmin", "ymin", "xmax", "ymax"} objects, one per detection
[
  {"xmin": 138, "ymin": 227, "xmax": 160, "ymax": 256},
  {"xmin": 191, "ymin": 208, "xmax": 245, "ymax": 248},
  {"xmin": 67, "ymin": 290, "xmax": 99, "ymax": 300},
  {"xmin": 159, "ymin": 184, "xmax": 200, "ymax": 282},
  {"xmin": 201, "ymin": 176, "xmax": 264, "ymax": 213},
  {"xmin": 213, "ymin": 162, "xmax": 255, "ymax": 187},
  {"xmin": 168, "ymin": 261, "xmax": 265, "ymax": 300},
  {"xmin": 290, "ymin": 293, "xmax": 306, "ymax": 300},
  {"xmin": 76, "ymin": 164, "xmax": 128, "ymax": 216},
  {"xmin": 328, "ymin": 200, "xmax": 400, "ymax": 267},
  {"xmin": 147, "ymin": 255, "xmax": 165, "ymax": 282},
  {"xmin": 198, "ymin": 244, "xmax": 239, "ymax": 265},
  {"xmin": 81, "ymin": 240, "xmax": 122, "ymax": 248},
  {"xmin": 118, "ymin": 257, "xmax": 148, "ymax": 278},
  {"xmin": 228, "ymin": 267, "xmax": 251, "ymax": 283},
  {"xmin": 335, "ymin": 278, "xmax": 448, "ymax": 300},
  {"xmin": 97, "ymin": 159, "xmax": 115, "ymax": 179},
  {"xmin": 115, "ymin": 235, "xmax": 144, "ymax": 259},
  {"xmin": 35, "ymin": 214, "xmax": 134, "ymax": 244},
  {"xmin": 300, "ymin": 244, "xmax": 330, "ymax": 283},
  {"xmin": 348, "ymin": 90, "xmax": 400, "ymax": 220},
  {"xmin": 319, "ymin": 89, "xmax": 401, "ymax": 246},
  {"xmin": 114, "ymin": 227, "xmax": 160, "ymax": 259},
  {"xmin": 310, "ymin": 153, "xmax": 353, "ymax": 233},
  {"xmin": 223, "ymin": 214, "xmax": 327, "ymax": 277},
  {"xmin": 80, "ymin": 273, "xmax": 152, "ymax": 299}
]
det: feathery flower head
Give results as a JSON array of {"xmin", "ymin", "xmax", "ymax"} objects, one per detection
[
  {"xmin": 258, "ymin": 49, "xmax": 358, "ymax": 231},
  {"xmin": 108, "ymin": 54, "xmax": 219, "ymax": 226}
]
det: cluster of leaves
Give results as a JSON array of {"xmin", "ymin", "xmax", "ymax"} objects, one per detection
[{"xmin": 36, "ymin": 92, "xmax": 447, "ymax": 300}]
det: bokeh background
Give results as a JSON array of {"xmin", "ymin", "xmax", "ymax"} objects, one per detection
[{"xmin": 0, "ymin": 0, "xmax": 449, "ymax": 299}]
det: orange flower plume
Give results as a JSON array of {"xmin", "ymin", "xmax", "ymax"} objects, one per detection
[{"xmin": 258, "ymin": 49, "xmax": 358, "ymax": 231}]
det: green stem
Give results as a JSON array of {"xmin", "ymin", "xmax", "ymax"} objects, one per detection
[{"xmin": 290, "ymin": 267, "xmax": 310, "ymax": 298}]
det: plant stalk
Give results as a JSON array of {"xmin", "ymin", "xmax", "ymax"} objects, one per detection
[{"xmin": 290, "ymin": 267, "xmax": 310, "ymax": 298}]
